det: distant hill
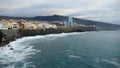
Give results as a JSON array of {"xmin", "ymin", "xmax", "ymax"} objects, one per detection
[{"xmin": 0, "ymin": 15, "xmax": 120, "ymax": 30}]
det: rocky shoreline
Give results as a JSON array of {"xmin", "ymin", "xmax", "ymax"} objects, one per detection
[{"xmin": 0, "ymin": 27, "xmax": 96, "ymax": 47}]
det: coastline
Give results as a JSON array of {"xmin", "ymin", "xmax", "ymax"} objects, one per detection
[{"xmin": 0, "ymin": 27, "xmax": 96, "ymax": 47}]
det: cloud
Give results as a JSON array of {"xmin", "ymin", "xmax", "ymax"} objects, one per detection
[{"xmin": 0, "ymin": 0, "xmax": 119, "ymax": 24}]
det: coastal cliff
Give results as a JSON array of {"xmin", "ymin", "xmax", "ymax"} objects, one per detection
[{"xmin": 0, "ymin": 26, "xmax": 96, "ymax": 46}]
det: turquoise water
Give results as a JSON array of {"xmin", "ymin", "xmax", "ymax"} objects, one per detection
[{"xmin": 0, "ymin": 31, "xmax": 120, "ymax": 68}]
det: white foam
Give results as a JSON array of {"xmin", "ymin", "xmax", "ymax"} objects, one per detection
[
  {"xmin": 18, "ymin": 32, "xmax": 85, "ymax": 41},
  {"xmin": 0, "ymin": 41, "xmax": 41, "ymax": 68},
  {"xmin": 23, "ymin": 62, "xmax": 36, "ymax": 68},
  {"xmin": 93, "ymin": 58, "xmax": 101, "ymax": 63},
  {"xmin": 0, "ymin": 32, "xmax": 86, "ymax": 68},
  {"xmin": 101, "ymin": 59, "xmax": 120, "ymax": 67},
  {"xmin": 68, "ymin": 54, "xmax": 81, "ymax": 58}
]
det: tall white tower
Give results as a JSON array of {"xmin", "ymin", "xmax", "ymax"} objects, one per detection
[{"xmin": 68, "ymin": 17, "xmax": 73, "ymax": 27}]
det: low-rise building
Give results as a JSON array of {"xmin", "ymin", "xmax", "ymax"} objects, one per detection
[
  {"xmin": 12, "ymin": 22, "xmax": 19, "ymax": 29},
  {"xmin": 0, "ymin": 20, "xmax": 8, "ymax": 30},
  {"xmin": 39, "ymin": 23, "xmax": 44, "ymax": 29},
  {"xmin": 8, "ymin": 20, "xmax": 18, "ymax": 29},
  {"xmin": 0, "ymin": 19, "xmax": 58, "ymax": 30},
  {"xmin": 43, "ymin": 23, "xmax": 57, "ymax": 29},
  {"xmin": 44, "ymin": 24, "xmax": 52, "ymax": 29},
  {"xmin": 52, "ymin": 24, "xmax": 57, "ymax": 29},
  {"xmin": 0, "ymin": 23, "xmax": 8, "ymax": 30}
]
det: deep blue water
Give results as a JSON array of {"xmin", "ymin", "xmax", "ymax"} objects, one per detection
[{"xmin": 0, "ymin": 31, "xmax": 120, "ymax": 68}]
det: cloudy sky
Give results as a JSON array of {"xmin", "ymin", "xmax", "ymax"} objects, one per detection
[{"xmin": 0, "ymin": 0, "xmax": 120, "ymax": 24}]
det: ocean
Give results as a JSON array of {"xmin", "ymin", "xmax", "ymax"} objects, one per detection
[{"xmin": 0, "ymin": 31, "xmax": 120, "ymax": 68}]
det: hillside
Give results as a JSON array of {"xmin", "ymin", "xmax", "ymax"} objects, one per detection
[{"xmin": 0, "ymin": 15, "xmax": 120, "ymax": 30}]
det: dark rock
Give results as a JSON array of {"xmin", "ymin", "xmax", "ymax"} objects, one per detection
[
  {"xmin": 0, "ymin": 26, "xmax": 96, "ymax": 47},
  {"xmin": 10, "ymin": 47, "xmax": 14, "ymax": 50},
  {"xmin": 7, "ymin": 45, "xmax": 10, "ymax": 47},
  {"xmin": 0, "ymin": 31, "xmax": 3, "ymax": 44}
]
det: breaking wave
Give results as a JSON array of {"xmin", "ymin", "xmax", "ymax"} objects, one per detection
[{"xmin": 0, "ymin": 32, "xmax": 85, "ymax": 68}]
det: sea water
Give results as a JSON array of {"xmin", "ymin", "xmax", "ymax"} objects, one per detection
[{"xmin": 0, "ymin": 31, "xmax": 120, "ymax": 68}]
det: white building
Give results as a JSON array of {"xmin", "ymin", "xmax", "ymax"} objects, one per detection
[
  {"xmin": 39, "ymin": 24, "xmax": 44, "ymax": 29},
  {"xmin": 31, "ymin": 24, "xmax": 37, "ymax": 29},
  {"xmin": 68, "ymin": 17, "xmax": 73, "ymax": 27},
  {"xmin": 52, "ymin": 24, "xmax": 57, "ymax": 29},
  {"xmin": 25, "ymin": 23, "xmax": 37, "ymax": 29},
  {"xmin": 44, "ymin": 23, "xmax": 53, "ymax": 29},
  {"xmin": 0, "ymin": 23, "xmax": 8, "ymax": 30},
  {"xmin": 12, "ymin": 22, "xmax": 19, "ymax": 29},
  {"xmin": 44, "ymin": 23, "xmax": 57, "ymax": 29},
  {"xmin": 42, "ymin": 23, "xmax": 49, "ymax": 29}
]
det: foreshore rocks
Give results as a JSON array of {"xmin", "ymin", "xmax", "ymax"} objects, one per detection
[
  {"xmin": 0, "ymin": 26, "xmax": 96, "ymax": 47},
  {"xmin": 0, "ymin": 30, "xmax": 20, "ymax": 46}
]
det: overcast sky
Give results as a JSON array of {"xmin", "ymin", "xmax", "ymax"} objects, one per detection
[{"xmin": 0, "ymin": 0, "xmax": 119, "ymax": 24}]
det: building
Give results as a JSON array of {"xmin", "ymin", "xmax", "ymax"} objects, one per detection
[
  {"xmin": 12, "ymin": 22, "xmax": 19, "ymax": 29},
  {"xmin": 7, "ymin": 20, "xmax": 19, "ymax": 29},
  {"xmin": 63, "ymin": 17, "xmax": 74, "ymax": 27},
  {"xmin": 0, "ymin": 19, "xmax": 58, "ymax": 30},
  {"xmin": 34, "ymin": 21, "xmax": 40, "ymax": 30},
  {"xmin": 0, "ymin": 23, "xmax": 8, "ymax": 30},
  {"xmin": 43, "ymin": 23, "xmax": 52, "ymax": 29},
  {"xmin": 17, "ymin": 20, "xmax": 25, "ymax": 29},
  {"xmin": 0, "ymin": 19, "xmax": 8, "ymax": 30},
  {"xmin": 0, "ymin": 23, "xmax": 2, "ymax": 29},
  {"xmin": 63, "ymin": 21, "xmax": 68, "ymax": 26},
  {"xmin": 68, "ymin": 17, "xmax": 74, "ymax": 27},
  {"xmin": 31, "ymin": 23, "xmax": 37, "ymax": 29},
  {"xmin": 52, "ymin": 24, "xmax": 57, "ymax": 29},
  {"xmin": 39, "ymin": 23, "xmax": 44, "ymax": 29},
  {"xmin": 43, "ymin": 23, "xmax": 57, "ymax": 29}
]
